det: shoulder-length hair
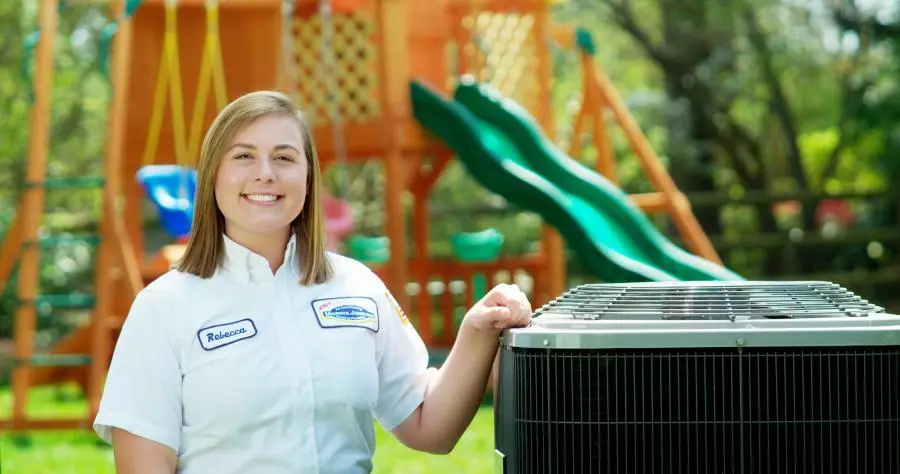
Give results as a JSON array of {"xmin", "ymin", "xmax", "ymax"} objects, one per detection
[{"xmin": 176, "ymin": 90, "xmax": 334, "ymax": 285}]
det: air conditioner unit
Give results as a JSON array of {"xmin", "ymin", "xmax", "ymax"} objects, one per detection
[{"xmin": 495, "ymin": 281, "xmax": 900, "ymax": 474}]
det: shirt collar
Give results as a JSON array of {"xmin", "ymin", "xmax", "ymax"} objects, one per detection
[{"xmin": 221, "ymin": 233, "xmax": 299, "ymax": 285}]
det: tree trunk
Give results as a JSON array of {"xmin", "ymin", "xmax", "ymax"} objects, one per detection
[
  {"xmin": 659, "ymin": 0, "xmax": 721, "ymax": 237},
  {"xmin": 662, "ymin": 77, "xmax": 722, "ymax": 236}
]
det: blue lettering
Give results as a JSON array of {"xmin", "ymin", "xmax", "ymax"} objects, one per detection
[
  {"xmin": 206, "ymin": 327, "xmax": 247, "ymax": 342},
  {"xmin": 324, "ymin": 304, "xmax": 374, "ymax": 321}
]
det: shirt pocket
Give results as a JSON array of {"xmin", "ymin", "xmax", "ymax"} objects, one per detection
[
  {"xmin": 182, "ymin": 319, "xmax": 293, "ymax": 434},
  {"xmin": 311, "ymin": 326, "xmax": 379, "ymax": 411}
]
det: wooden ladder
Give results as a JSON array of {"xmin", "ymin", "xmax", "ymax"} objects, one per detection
[{"xmin": 1, "ymin": 0, "xmax": 142, "ymax": 434}]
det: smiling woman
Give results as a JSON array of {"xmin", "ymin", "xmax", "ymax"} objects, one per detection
[
  {"xmin": 91, "ymin": 90, "xmax": 533, "ymax": 474},
  {"xmin": 213, "ymin": 115, "xmax": 310, "ymax": 271},
  {"xmin": 177, "ymin": 91, "xmax": 331, "ymax": 283}
]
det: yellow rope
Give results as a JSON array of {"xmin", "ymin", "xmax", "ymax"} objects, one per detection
[
  {"xmin": 141, "ymin": 0, "xmax": 227, "ymax": 174},
  {"xmin": 210, "ymin": 1, "xmax": 227, "ymax": 109},
  {"xmin": 141, "ymin": 0, "xmax": 189, "ymax": 169},
  {"xmin": 165, "ymin": 1, "xmax": 188, "ymax": 169},
  {"xmin": 141, "ymin": 15, "xmax": 171, "ymax": 166},
  {"xmin": 187, "ymin": 0, "xmax": 228, "ymax": 164}
]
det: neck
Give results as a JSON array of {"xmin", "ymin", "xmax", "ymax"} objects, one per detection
[{"xmin": 226, "ymin": 229, "xmax": 291, "ymax": 273}]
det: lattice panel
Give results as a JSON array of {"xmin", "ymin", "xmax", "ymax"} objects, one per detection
[
  {"xmin": 464, "ymin": 12, "xmax": 539, "ymax": 114},
  {"xmin": 291, "ymin": 12, "xmax": 379, "ymax": 124}
]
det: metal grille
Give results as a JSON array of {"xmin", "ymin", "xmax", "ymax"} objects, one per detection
[
  {"xmin": 535, "ymin": 281, "xmax": 885, "ymax": 321},
  {"xmin": 496, "ymin": 345, "xmax": 900, "ymax": 474}
]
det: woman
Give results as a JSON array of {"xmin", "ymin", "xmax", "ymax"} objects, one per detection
[{"xmin": 93, "ymin": 90, "xmax": 532, "ymax": 473}]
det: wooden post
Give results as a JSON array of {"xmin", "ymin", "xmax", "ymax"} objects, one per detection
[
  {"xmin": 377, "ymin": 0, "xmax": 411, "ymax": 308},
  {"xmin": 89, "ymin": 0, "xmax": 138, "ymax": 420},
  {"xmin": 568, "ymin": 92, "xmax": 588, "ymax": 160},
  {"xmin": 411, "ymin": 179, "xmax": 432, "ymax": 345},
  {"xmin": 534, "ymin": 4, "xmax": 565, "ymax": 300},
  {"xmin": 11, "ymin": 0, "xmax": 59, "ymax": 429},
  {"xmin": 0, "ymin": 203, "xmax": 25, "ymax": 292},
  {"xmin": 591, "ymin": 61, "xmax": 722, "ymax": 264},
  {"xmin": 108, "ymin": 2, "xmax": 144, "ymax": 313},
  {"xmin": 582, "ymin": 54, "xmax": 617, "ymax": 184}
]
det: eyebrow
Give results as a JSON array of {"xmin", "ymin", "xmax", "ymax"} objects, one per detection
[{"xmin": 228, "ymin": 143, "xmax": 302, "ymax": 153}]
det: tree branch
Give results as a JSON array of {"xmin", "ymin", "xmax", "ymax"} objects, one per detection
[
  {"xmin": 743, "ymin": 6, "xmax": 808, "ymax": 190},
  {"xmin": 604, "ymin": 0, "xmax": 676, "ymax": 68},
  {"xmin": 604, "ymin": 0, "xmax": 769, "ymax": 188},
  {"xmin": 832, "ymin": 6, "xmax": 900, "ymax": 41},
  {"xmin": 821, "ymin": 2, "xmax": 880, "ymax": 186},
  {"xmin": 818, "ymin": 75, "xmax": 855, "ymax": 185}
]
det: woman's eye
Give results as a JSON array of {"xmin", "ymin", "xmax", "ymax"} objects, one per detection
[
  {"xmin": 235, "ymin": 153, "xmax": 251, "ymax": 160},
  {"xmin": 277, "ymin": 154, "xmax": 294, "ymax": 161}
]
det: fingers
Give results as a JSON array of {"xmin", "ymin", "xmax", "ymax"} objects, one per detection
[
  {"xmin": 482, "ymin": 283, "xmax": 532, "ymax": 329},
  {"xmin": 483, "ymin": 306, "xmax": 511, "ymax": 321}
]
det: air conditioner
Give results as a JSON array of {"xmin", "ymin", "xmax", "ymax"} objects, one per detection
[{"xmin": 495, "ymin": 281, "xmax": 900, "ymax": 474}]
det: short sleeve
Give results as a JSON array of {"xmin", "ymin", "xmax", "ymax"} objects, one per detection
[
  {"xmin": 93, "ymin": 288, "xmax": 183, "ymax": 453},
  {"xmin": 372, "ymin": 287, "xmax": 436, "ymax": 431}
]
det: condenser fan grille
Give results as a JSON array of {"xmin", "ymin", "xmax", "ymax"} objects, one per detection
[
  {"xmin": 535, "ymin": 281, "xmax": 884, "ymax": 321},
  {"xmin": 496, "ymin": 346, "xmax": 900, "ymax": 474}
]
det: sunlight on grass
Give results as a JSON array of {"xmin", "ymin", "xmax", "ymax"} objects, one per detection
[{"xmin": 0, "ymin": 385, "xmax": 498, "ymax": 474}]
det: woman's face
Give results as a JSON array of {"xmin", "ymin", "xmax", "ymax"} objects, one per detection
[{"xmin": 215, "ymin": 114, "xmax": 309, "ymax": 244}]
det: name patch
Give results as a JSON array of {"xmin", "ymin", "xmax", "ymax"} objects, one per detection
[
  {"xmin": 197, "ymin": 318, "xmax": 257, "ymax": 351},
  {"xmin": 311, "ymin": 296, "xmax": 379, "ymax": 332}
]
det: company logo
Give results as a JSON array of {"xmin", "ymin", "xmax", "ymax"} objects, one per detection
[
  {"xmin": 320, "ymin": 304, "xmax": 376, "ymax": 322},
  {"xmin": 312, "ymin": 296, "xmax": 379, "ymax": 332}
]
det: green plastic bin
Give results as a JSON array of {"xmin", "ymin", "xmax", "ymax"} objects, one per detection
[
  {"xmin": 450, "ymin": 228, "xmax": 505, "ymax": 302},
  {"xmin": 346, "ymin": 235, "xmax": 390, "ymax": 264}
]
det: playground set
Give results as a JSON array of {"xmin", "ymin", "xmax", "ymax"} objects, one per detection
[{"xmin": 1, "ymin": 0, "xmax": 740, "ymax": 432}]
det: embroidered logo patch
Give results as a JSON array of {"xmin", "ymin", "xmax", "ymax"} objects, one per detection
[
  {"xmin": 311, "ymin": 296, "xmax": 379, "ymax": 332},
  {"xmin": 385, "ymin": 290, "xmax": 410, "ymax": 325},
  {"xmin": 197, "ymin": 318, "xmax": 257, "ymax": 351}
]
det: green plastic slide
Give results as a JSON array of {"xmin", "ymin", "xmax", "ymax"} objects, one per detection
[{"xmin": 409, "ymin": 78, "xmax": 743, "ymax": 282}]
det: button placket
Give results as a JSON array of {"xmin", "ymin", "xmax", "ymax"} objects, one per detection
[{"xmin": 275, "ymin": 272, "xmax": 319, "ymax": 471}]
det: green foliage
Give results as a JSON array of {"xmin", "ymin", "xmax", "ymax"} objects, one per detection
[
  {"xmin": 0, "ymin": 385, "xmax": 498, "ymax": 474},
  {"xmin": 0, "ymin": 2, "xmax": 113, "ymax": 343},
  {"xmin": 798, "ymin": 128, "xmax": 886, "ymax": 193}
]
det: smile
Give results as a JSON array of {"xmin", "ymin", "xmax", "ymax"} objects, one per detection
[{"xmin": 242, "ymin": 193, "xmax": 283, "ymax": 203}]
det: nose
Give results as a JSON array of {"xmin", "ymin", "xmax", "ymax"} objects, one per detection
[{"xmin": 254, "ymin": 155, "xmax": 276, "ymax": 182}]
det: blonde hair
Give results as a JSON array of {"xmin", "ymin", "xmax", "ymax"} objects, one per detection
[{"xmin": 177, "ymin": 90, "xmax": 334, "ymax": 285}]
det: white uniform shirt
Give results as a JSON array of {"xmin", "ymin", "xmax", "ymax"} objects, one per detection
[{"xmin": 94, "ymin": 234, "xmax": 434, "ymax": 473}]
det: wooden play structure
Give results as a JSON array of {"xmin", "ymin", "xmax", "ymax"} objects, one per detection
[{"xmin": 1, "ymin": 0, "xmax": 722, "ymax": 432}]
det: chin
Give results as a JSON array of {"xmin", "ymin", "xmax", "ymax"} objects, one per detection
[{"xmin": 232, "ymin": 220, "xmax": 295, "ymax": 238}]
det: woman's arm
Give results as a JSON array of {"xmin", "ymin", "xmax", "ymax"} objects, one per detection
[
  {"xmin": 392, "ymin": 283, "xmax": 531, "ymax": 454},
  {"xmin": 111, "ymin": 428, "xmax": 178, "ymax": 474},
  {"xmin": 93, "ymin": 288, "xmax": 184, "ymax": 468}
]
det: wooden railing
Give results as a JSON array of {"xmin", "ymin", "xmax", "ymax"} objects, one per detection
[{"xmin": 373, "ymin": 256, "xmax": 545, "ymax": 348}]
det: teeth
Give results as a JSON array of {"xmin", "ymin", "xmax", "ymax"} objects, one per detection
[{"xmin": 245, "ymin": 194, "xmax": 278, "ymax": 202}]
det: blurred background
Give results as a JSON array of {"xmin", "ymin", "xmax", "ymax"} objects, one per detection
[{"xmin": 1, "ymin": 0, "xmax": 898, "ymax": 472}]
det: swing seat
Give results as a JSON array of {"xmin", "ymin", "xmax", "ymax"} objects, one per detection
[
  {"xmin": 136, "ymin": 165, "xmax": 197, "ymax": 241},
  {"xmin": 322, "ymin": 192, "xmax": 354, "ymax": 251}
]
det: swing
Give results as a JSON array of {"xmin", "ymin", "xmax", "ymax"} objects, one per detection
[{"xmin": 136, "ymin": 0, "xmax": 228, "ymax": 241}]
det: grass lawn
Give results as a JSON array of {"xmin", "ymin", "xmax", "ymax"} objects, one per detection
[{"xmin": 0, "ymin": 384, "xmax": 498, "ymax": 474}]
